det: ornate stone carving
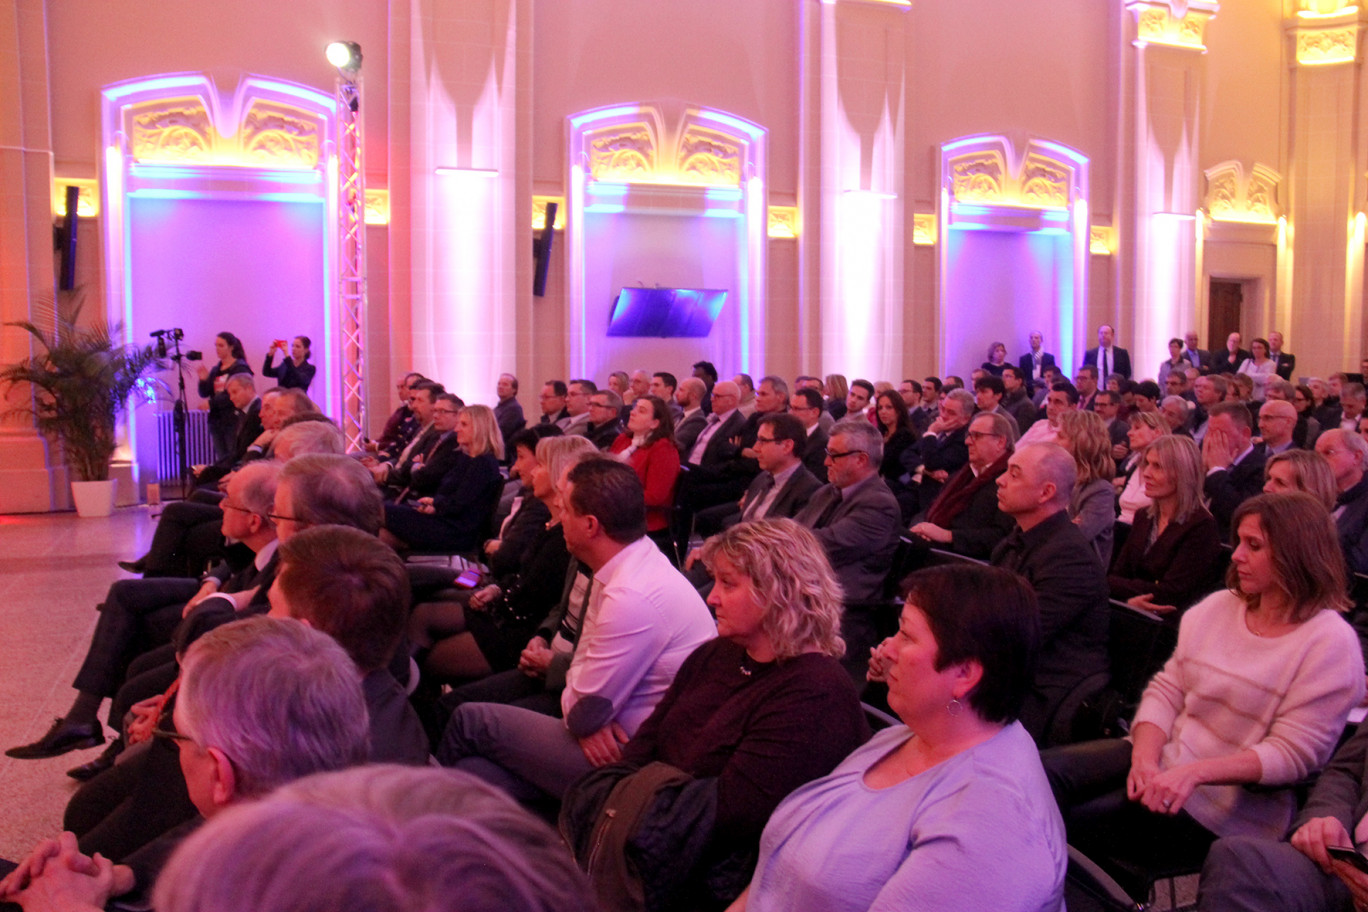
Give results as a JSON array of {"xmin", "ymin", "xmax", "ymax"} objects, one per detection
[
  {"xmin": 1131, "ymin": 1, "xmax": 1214, "ymax": 50},
  {"xmin": 241, "ymin": 102, "xmax": 322, "ymax": 168},
  {"xmin": 587, "ymin": 127, "xmax": 656, "ymax": 182},
  {"xmin": 129, "ymin": 100, "xmax": 213, "ymax": 163},
  {"xmin": 1090, "ymin": 225, "xmax": 1113, "ymax": 256},
  {"xmin": 767, "ymin": 206, "xmax": 797, "ymax": 239},
  {"xmin": 677, "ymin": 129, "xmax": 741, "ymax": 186},
  {"xmin": 1203, "ymin": 161, "xmax": 1282, "ymax": 223},
  {"xmin": 912, "ymin": 213, "xmax": 936, "ymax": 246},
  {"xmin": 364, "ymin": 189, "xmax": 390, "ymax": 226},
  {"xmin": 950, "ymin": 153, "xmax": 1005, "ymax": 203},
  {"xmin": 1296, "ymin": 26, "xmax": 1358, "ymax": 65},
  {"xmin": 1021, "ymin": 155, "xmax": 1069, "ymax": 208}
]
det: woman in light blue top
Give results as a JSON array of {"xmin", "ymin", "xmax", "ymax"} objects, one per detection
[{"xmin": 726, "ymin": 564, "xmax": 1067, "ymax": 912}]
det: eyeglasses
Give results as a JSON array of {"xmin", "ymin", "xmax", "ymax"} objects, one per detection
[
  {"xmin": 268, "ymin": 512, "xmax": 304, "ymax": 525},
  {"xmin": 220, "ymin": 501, "xmax": 252, "ymax": 514},
  {"xmin": 754, "ymin": 435, "xmax": 778, "ymax": 445},
  {"xmin": 152, "ymin": 726, "xmax": 194, "ymax": 745},
  {"xmin": 589, "ymin": 401, "xmax": 616, "ymax": 410},
  {"xmin": 825, "ymin": 449, "xmax": 860, "ymax": 460},
  {"xmin": 965, "ymin": 431, "xmax": 1003, "ymax": 441},
  {"xmin": 432, "ymin": 407, "xmax": 459, "ymax": 415}
]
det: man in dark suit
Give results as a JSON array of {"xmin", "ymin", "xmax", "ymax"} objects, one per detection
[
  {"xmin": 494, "ymin": 373, "xmax": 525, "ymax": 459},
  {"xmin": 1081, "ymin": 324, "xmax": 1132, "ymax": 384},
  {"xmin": 790, "ymin": 388, "xmax": 830, "ymax": 483},
  {"xmin": 1095, "ymin": 390, "xmax": 1129, "ymax": 452},
  {"xmin": 907, "ymin": 412, "xmax": 1017, "ymax": 559},
  {"xmin": 673, "ymin": 377, "xmax": 708, "ymax": 455},
  {"xmin": 367, "ymin": 380, "xmax": 441, "ymax": 486},
  {"xmin": 1202, "ymin": 401, "xmax": 1268, "ymax": 538},
  {"xmin": 384, "ymin": 392, "xmax": 462, "ymax": 501},
  {"xmin": 693, "ymin": 413, "xmax": 821, "ymax": 535},
  {"xmin": 1268, "ymin": 331, "xmax": 1296, "ymax": 381},
  {"xmin": 900, "ymin": 388, "xmax": 974, "ymax": 515},
  {"xmin": 196, "ymin": 375, "xmax": 264, "ymax": 486},
  {"xmin": 1211, "ymin": 332, "xmax": 1252, "ymax": 375},
  {"xmin": 793, "ymin": 418, "xmax": 902, "ymax": 670},
  {"xmin": 1198, "ymin": 719, "xmax": 1368, "ymax": 910},
  {"xmin": 675, "ymin": 380, "xmax": 753, "ymax": 551},
  {"xmin": 1018, "ymin": 330, "xmax": 1058, "ymax": 397},
  {"xmin": 1001, "ymin": 366, "xmax": 1038, "ymax": 433},
  {"xmin": 1182, "ymin": 331, "xmax": 1211, "ymax": 373},
  {"xmin": 581, "ymin": 390, "xmax": 624, "ymax": 449},
  {"xmin": 991, "ymin": 442, "xmax": 1109, "ymax": 744},
  {"xmin": 4, "ymin": 462, "xmax": 283, "ymax": 769},
  {"xmin": 1317, "ymin": 429, "xmax": 1368, "ymax": 575}
]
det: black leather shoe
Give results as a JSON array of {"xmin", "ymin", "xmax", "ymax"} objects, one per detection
[
  {"xmin": 5, "ymin": 718, "xmax": 104, "ymax": 759},
  {"xmin": 67, "ymin": 741, "xmax": 120, "ymax": 781},
  {"xmin": 117, "ymin": 558, "xmax": 146, "ymax": 574}
]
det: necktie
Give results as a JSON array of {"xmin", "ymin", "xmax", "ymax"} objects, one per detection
[
  {"xmin": 1101, "ymin": 349, "xmax": 1109, "ymax": 382},
  {"xmin": 743, "ymin": 474, "xmax": 777, "ymax": 521}
]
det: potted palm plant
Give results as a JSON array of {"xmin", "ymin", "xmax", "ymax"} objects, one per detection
[{"xmin": 1, "ymin": 292, "xmax": 164, "ymax": 516}]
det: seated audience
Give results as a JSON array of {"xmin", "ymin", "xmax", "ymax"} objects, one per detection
[
  {"xmin": 582, "ymin": 388, "xmax": 624, "ymax": 449},
  {"xmin": 608, "ymin": 394, "xmax": 681, "ymax": 556},
  {"xmin": 150, "ymin": 765, "xmax": 596, "ymax": 912},
  {"xmin": 379, "ymin": 392, "xmax": 463, "ymax": 501},
  {"xmin": 1045, "ymin": 493, "xmax": 1365, "ymax": 865},
  {"xmin": 874, "ymin": 389, "xmax": 917, "ymax": 497},
  {"xmin": 990, "ymin": 443, "xmax": 1109, "ymax": 743},
  {"xmin": 382, "ymin": 404, "xmax": 504, "ymax": 553},
  {"xmin": 897, "ymin": 387, "xmax": 973, "ymax": 516},
  {"xmin": 907, "ymin": 411, "xmax": 1016, "ymax": 559},
  {"xmin": 364, "ymin": 379, "xmax": 441, "ymax": 483},
  {"xmin": 1055, "ymin": 409, "xmax": 1117, "ymax": 566},
  {"xmin": 1315, "ymin": 429, "xmax": 1368, "ymax": 576},
  {"xmin": 729, "ymin": 564, "xmax": 1066, "ymax": 912},
  {"xmin": 0, "ymin": 616, "xmax": 369, "ymax": 910},
  {"xmin": 1001, "ymin": 365, "xmax": 1038, "ymax": 432},
  {"xmin": 1294, "ymin": 382, "xmax": 1323, "ymax": 449},
  {"xmin": 562, "ymin": 519, "xmax": 870, "ymax": 910},
  {"xmin": 1108, "ymin": 435, "xmax": 1224, "ymax": 616},
  {"xmin": 408, "ymin": 436, "xmax": 591, "ymax": 682},
  {"xmin": 1257, "ymin": 399, "xmax": 1298, "ymax": 456},
  {"xmin": 1196, "ymin": 720, "xmax": 1368, "ymax": 912},
  {"xmin": 674, "ymin": 377, "xmax": 708, "ymax": 455},
  {"xmin": 693, "ymin": 412, "xmax": 822, "ymax": 538},
  {"xmin": 437, "ymin": 458, "xmax": 716, "ymax": 802},
  {"xmin": 1263, "ymin": 449, "xmax": 1338, "ymax": 511},
  {"xmin": 788, "ymin": 387, "xmax": 830, "ymax": 482},
  {"xmin": 1115, "ymin": 410, "xmax": 1171, "ymax": 524}
]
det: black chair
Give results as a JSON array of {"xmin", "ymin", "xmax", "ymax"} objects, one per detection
[{"xmin": 1065, "ymin": 845, "xmax": 1143, "ymax": 912}]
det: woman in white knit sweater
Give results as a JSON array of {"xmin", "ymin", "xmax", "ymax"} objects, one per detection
[{"xmin": 1044, "ymin": 491, "xmax": 1365, "ymax": 859}]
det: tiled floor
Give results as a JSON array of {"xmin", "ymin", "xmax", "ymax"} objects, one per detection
[{"xmin": 0, "ymin": 508, "xmax": 155, "ymax": 862}]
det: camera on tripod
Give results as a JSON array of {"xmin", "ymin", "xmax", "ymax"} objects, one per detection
[{"xmin": 149, "ymin": 328, "xmax": 199, "ymax": 361}]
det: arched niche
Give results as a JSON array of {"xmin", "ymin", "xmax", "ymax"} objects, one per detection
[
  {"xmin": 100, "ymin": 73, "xmax": 339, "ymax": 489},
  {"xmin": 566, "ymin": 102, "xmax": 767, "ymax": 379},
  {"xmin": 937, "ymin": 135, "xmax": 1090, "ymax": 377}
]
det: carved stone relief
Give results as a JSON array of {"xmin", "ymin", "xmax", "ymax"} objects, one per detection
[
  {"xmin": 1203, "ymin": 161, "xmax": 1282, "ymax": 223},
  {"xmin": 242, "ymin": 102, "xmax": 322, "ymax": 168},
  {"xmin": 1021, "ymin": 155, "xmax": 1069, "ymax": 208},
  {"xmin": 587, "ymin": 127, "xmax": 656, "ymax": 182},
  {"xmin": 678, "ymin": 130, "xmax": 741, "ymax": 186},
  {"xmin": 950, "ymin": 154, "xmax": 1005, "ymax": 203},
  {"xmin": 129, "ymin": 100, "xmax": 213, "ymax": 162}
]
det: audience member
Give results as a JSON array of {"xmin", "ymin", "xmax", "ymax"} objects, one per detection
[
  {"xmin": 674, "ymin": 376, "xmax": 708, "ymax": 454},
  {"xmin": 1294, "ymin": 383, "xmax": 1323, "ymax": 448},
  {"xmin": 539, "ymin": 380, "xmax": 569, "ymax": 427},
  {"xmin": 1084, "ymin": 324, "xmax": 1133, "ymax": 383},
  {"xmin": 991, "ymin": 443, "xmax": 1109, "ymax": 743},
  {"xmin": 1203, "ymin": 401, "xmax": 1268, "ymax": 538},
  {"xmin": 1001, "ymin": 365, "xmax": 1038, "ymax": 431},
  {"xmin": 1108, "ymin": 435, "xmax": 1224, "ymax": 616},
  {"xmin": 1239, "ymin": 338, "xmax": 1278, "ymax": 402},
  {"xmin": 898, "ymin": 387, "xmax": 973, "ymax": 515},
  {"xmin": 1258, "ymin": 399, "xmax": 1297, "ymax": 455},
  {"xmin": 494, "ymin": 373, "xmax": 525, "ymax": 454},
  {"xmin": 1158, "ymin": 337, "xmax": 1189, "ymax": 390},
  {"xmin": 982, "ymin": 341, "xmax": 1009, "ymax": 376},
  {"xmin": 1055, "ymin": 409, "xmax": 1117, "ymax": 566},
  {"xmin": 608, "ymin": 394, "xmax": 680, "ymax": 556},
  {"xmin": 732, "ymin": 564, "xmax": 1066, "ymax": 912},
  {"xmin": 1212, "ymin": 331, "xmax": 1251, "ymax": 375},
  {"xmin": 1315, "ymin": 429, "xmax": 1368, "ymax": 575},
  {"xmin": 1019, "ymin": 329, "xmax": 1057, "ymax": 396},
  {"xmin": 1264, "ymin": 449, "xmax": 1338, "ymax": 511},
  {"xmin": 1115, "ymin": 410, "xmax": 1171, "ymax": 524},
  {"xmin": 561, "ymin": 379, "xmax": 596, "ymax": 435},
  {"xmin": 582, "ymin": 388, "xmax": 624, "ymax": 449},
  {"xmin": 907, "ymin": 411, "xmax": 1016, "ymax": 559},
  {"xmin": 789, "ymin": 387, "xmax": 830, "ymax": 482},
  {"xmin": 260, "ymin": 334, "xmax": 315, "ymax": 392}
]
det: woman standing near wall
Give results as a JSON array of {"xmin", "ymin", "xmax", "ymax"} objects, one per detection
[
  {"xmin": 262, "ymin": 335, "xmax": 315, "ymax": 392},
  {"xmin": 197, "ymin": 331, "xmax": 252, "ymax": 462}
]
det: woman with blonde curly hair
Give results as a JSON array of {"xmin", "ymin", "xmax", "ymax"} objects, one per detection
[
  {"xmin": 1055, "ymin": 408, "xmax": 1118, "ymax": 565},
  {"xmin": 561, "ymin": 518, "xmax": 870, "ymax": 910}
]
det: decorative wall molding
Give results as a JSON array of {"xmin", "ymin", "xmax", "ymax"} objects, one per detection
[
  {"xmin": 1288, "ymin": 3, "xmax": 1365, "ymax": 66},
  {"xmin": 1128, "ymin": 0, "xmax": 1219, "ymax": 51},
  {"xmin": 678, "ymin": 128, "xmax": 742, "ymax": 186},
  {"xmin": 912, "ymin": 213, "xmax": 936, "ymax": 246},
  {"xmin": 364, "ymin": 189, "xmax": 390, "ymax": 226},
  {"xmin": 122, "ymin": 90, "xmax": 329, "ymax": 168},
  {"xmin": 586, "ymin": 125, "xmax": 657, "ymax": 182},
  {"xmin": 1090, "ymin": 225, "xmax": 1113, "ymax": 255},
  {"xmin": 767, "ymin": 206, "xmax": 798, "ymax": 239},
  {"xmin": 949, "ymin": 153, "xmax": 1005, "ymax": 203},
  {"xmin": 241, "ymin": 101, "xmax": 322, "ymax": 168},
  {"xmin": 942, "ymin": 136, "xmax": 1085, "ymax": 210},
  {"xmin": 574, "ymin": 105, "xmax": 753, "ymax": 189},
  {"xmin": 128, "ymin": 99, "xmax": 213, "ymax": 163},
  {"xmin": 1203, "ymin": 160, "xmax": 1282, "ymax": 224}
]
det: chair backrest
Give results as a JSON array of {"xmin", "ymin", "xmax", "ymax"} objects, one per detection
[
  {"xmin": 861, "ymin": 701, "xmax": 901, "ymax": 732},
  {"xmin": 1064, "ymin": 845, "xmax": 1143, "ymax": 912},
  {"xmin": 1107, "ymin": 599, "xmax": 1175, "ymax": 707}
]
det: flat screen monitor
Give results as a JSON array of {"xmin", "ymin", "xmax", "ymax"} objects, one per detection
[{"xmin": 607, "ymin": 287, "xmax": 727, "ymax": 338}]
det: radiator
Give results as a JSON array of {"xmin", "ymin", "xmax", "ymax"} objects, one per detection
[{"xmin": 155, "ymin": 409, "xmax": 216, "ymax": 484}]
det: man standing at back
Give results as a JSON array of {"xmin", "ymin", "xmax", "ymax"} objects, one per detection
[
  {"xmin": 1083, "ymin": 324, "xmax": 1132, "ymax": 384},
  {"xmin": 439, "ymin": 458, "xmax": 715, "ymax": 801}
]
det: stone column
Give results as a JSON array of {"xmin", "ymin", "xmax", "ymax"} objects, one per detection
[
  {"xmin": 1115, "ymin": 0, "xmax": 1219, "ymax": 376},
  {"xmin": 1284, "ymin": 1, "xmax": 1368, "ymax": 372},
  {"xmin": 0, "ymin": 0, "xmax": 60, "ymax": 512},
  {"xmin": 390, "ymin": 0, "xmax": 532, "ymax": 402},
  {"xmin": 799, "ymin": 0, "xmax": 908, "ymax": 382}
]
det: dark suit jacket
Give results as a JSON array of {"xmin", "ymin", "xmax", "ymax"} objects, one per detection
[
  {"xmin": 674, "ymin": 409, "xmax": 707, "ymax": 456},
  {"xmin": 198, "ymin": 399, "xmax": 263, "ymax": 483},
  {"xmin": 737, "ymin": 464, "xmax": 822, "ymax": 523},
  {"xmin": 793, "ymin": 474, "xmax": 902, "ymax": 602},
  {"xmin": 900, "ymin": 426, "xmax": 970, "ymax": 514},
  {"xmin": 801, "ymin": 425, "xmax": 829, "ymax": 483},
  {"xmin": 1271, "ymin": 351, "xmax": 1297, "ymax": 381},
  {"xmin": 1294, "ymin": 719, "xmax": 1368, "ymax": 839},
  {"xmin": 1018, "ymin": 351, "xmax": 1057, "ymax": 394},
  {"xmin": 1211, "ymin": 348, "xmax": 1252, "ymax": 375},
  {"xmin": 687, "ymin": 410, "xmax": 749, "ymax": 474},
  {"xmin": 1082, "ymin": 346, "xmax": 1133, "ymax": 380},
  {"xmin": 1182, "ymin": 347, "xmax": 1211, "ymax": 372},
  {"xmin": 387, "ymin": 430, "xmax": 460, "ymax": 499},
  {"xmin": 1108, "ymin": 507, "xmax": 1224, "ymax": 612},
  {"xmin": 991, "ymin": 510, "xmax": 1109, "ymax": 742},
  {"xmin": 917, "ymin": 460, "xmax": 1016, "ymax": 559},
  {"xmin": 1204, "ymin": 445, "xmax": 1268, "ymax": 539},
  {"xmin": 1336, "ymin": 474, "xmax": 1368, "ymax": 575},
  {"xmin": 495, "ymin": 397, "xmax": 525, "ymax": 454}
]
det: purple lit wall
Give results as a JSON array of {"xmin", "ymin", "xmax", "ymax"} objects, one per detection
[
  {"xmin": 126, "ymin": 197, "xmax": 328, "ymax": 476},
  {"xmin": 943, "ymin": 227, "xmax": 1075, "ymax": 377}
]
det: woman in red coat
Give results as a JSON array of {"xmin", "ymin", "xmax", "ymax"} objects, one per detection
[{"xmin": 609, "ymin": 394, "xmax": 680, "ymax": 560}]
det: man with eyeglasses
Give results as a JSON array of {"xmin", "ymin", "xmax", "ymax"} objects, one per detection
[
  {"xmin": 0, "ymin": 616, "xmax": 370, "ymax": 912},
  {"xmin": 370, "ymin": 372, "xmax": 426, "ymax": 461},
  {"xmin": 691, "ymin": 412, "xmax": 822, "ymax": 542},
  {"xmin": 1316, "ymin": 429, "xmax": 1368, "ymax": 575},
  {"xmin": 382, "ymin": 392, "xmax": 464, "ymax": 502},
  {"xmin": 560, "ymin": 379, "xmax": 597, "ymax": 436},
  {"xmin": 899, "ymin": 388, "xmax": 974, "ymax": 516},
  {"xmin": 1257, "ymin": 400, "xmax": 1297, "ymax": 455},
  {"xmin": 366, "ymin": 380, "xmax": 444, "ymax": 485},
  {"xmin": 582, "ymin": 390, "xmax": 624, "ymax": 449},
  {"xmin": 673, "ymin": 377, "xmax": 708, "ymax": 454},
  {"xmin": 674, "ymin": 380, "xmax": 755, "ymax": 557},
  {"xmin": 5, "ymin": 462, "xmax": 283, "ymax": 778},
  {"xmin": 907, "ymin": 412, "xmax": 1017, "ymax": 559},
  {"xmin": 790, "ymin": 388, "xmax": 831, "ymax": 482},
  {"xmin": 539, "ymin": 380, "xmax": 570, "ymax": 427}
]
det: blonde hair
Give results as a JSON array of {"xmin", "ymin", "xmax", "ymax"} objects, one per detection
[
  {"xmin": 1265, "ymin": 450, "xmax": 1338, "ymax": 513},
  {"xmin": 1055, "ymin": 409, "xmax": 1115, "ymax": 485},
  {"xmin": 460, "ymin": 404, "xmax": 504, "ymax": 461},
  {"xmin": 1140, "ymin": 435, "xmax": 1204, "ymax": 524},
  {"xmin": 700, "ymin": 518, "xmax": 845, "ymax": 660},
  {"xmin": 535, "ymin": 435, "xmax": 597, "ymax": 486},
  {"xmin": 824, "ymin": 374, "xmax": 849, "ymax": 401}
]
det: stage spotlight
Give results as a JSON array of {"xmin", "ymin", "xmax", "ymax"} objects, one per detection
[{"xmin": 326, "ymin": 41, "xmax": 362, "ymax": 72}]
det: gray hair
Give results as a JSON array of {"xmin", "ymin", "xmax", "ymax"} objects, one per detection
[
  {"xmin": 1161, "ymin": 396, "xmax": 1191, "ymax": 417},
  {"xmin": 760, "ymin": 375, "xmax": 789, "ymax": 398},
  {"xmin": 595, "ymin": 389, "xmax": 623, "ymax": 410},
  {"xmin": 971, "ymin": 410, "xmax": 1017, "ymax": 446},
  {"xmin": 225, "ymin": 373, "xmax": 255, "ymax": 393},
  {"xmin": 273, "ymin": 389, "xmax": 319, "ymax": 419},
  {"xmin": 1021, "ymin": 443, "xmax": 1076, "ymax": 508},
  {"xmin": 280, "ymin": 454, "xmax": 383, "ymax": 534},
  {"xmin": 152, "ymin": 765, "xmax": 596, "ymax": 912},
  {"xmin": 830, "ymin": 418, "xmax": 884, "ymax": 469},
  {"xmin": 176, "ymin": 617, "xmax": 368, "ymax": 800},
  {"xmin": 274, "ymin": 420, "xmax": 345, "ymax": 458},
  {"xmin": 944, "ymin": 387, "xmax": 976, "ymax": 416},
  {"xmin": 234, "ymin": 461, "xmax": 282, "ymax": 519}
]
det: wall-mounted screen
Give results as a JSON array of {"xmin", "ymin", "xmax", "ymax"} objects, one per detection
[{"xmin": 607, "ymin": 287, "xmax": 727, "ymax": 338}]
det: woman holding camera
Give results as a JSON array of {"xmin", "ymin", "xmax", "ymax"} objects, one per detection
[{"xmin": 262, "ymin": 335, "xmax": 315, "ymax": 393}]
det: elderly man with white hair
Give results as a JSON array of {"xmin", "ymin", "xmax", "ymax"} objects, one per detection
[{"xmin": 1315, "ymin": 429, "xmax": 1368, "ymax": 575}]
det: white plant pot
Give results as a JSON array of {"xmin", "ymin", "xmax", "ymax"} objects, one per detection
[{"xmin": 71, "ymin": 479, "xmax": 117, "ymax": 518}]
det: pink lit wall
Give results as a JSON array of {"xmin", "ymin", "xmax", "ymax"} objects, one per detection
[
  {"xmin": 580, "ymin": 211, "xmax": 743, "ymax": 382},
  {"xmin": 126, "ymin": 197, "xmax": 327, "ymax": 477}
]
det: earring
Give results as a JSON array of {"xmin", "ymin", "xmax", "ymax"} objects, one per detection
[{"xmin": 946, "ymin": 697, "xmax": 962, "ymax": 717}]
